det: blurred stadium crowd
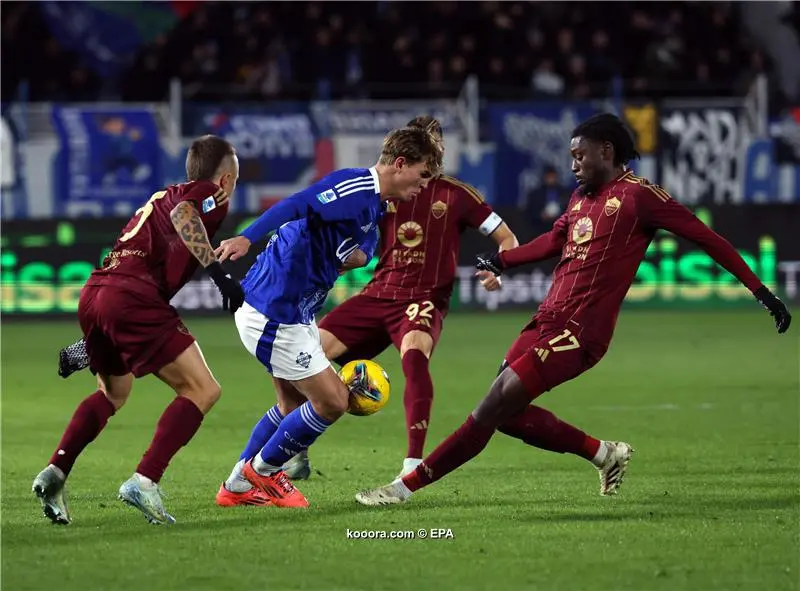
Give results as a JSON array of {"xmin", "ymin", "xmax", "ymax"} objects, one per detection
[{"xmin": 3, "ymin": 1, "xmax": 799, "ymax": 104}]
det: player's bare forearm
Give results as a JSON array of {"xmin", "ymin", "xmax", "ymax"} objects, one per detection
[
  {"xmin": 492, "ymin": 222, "xmax": 519, "ymax": 252},
  {"xmin": 170, "ymin": 201, "xmax": 217, "ymax": 268},
  {"xmin": 342, "ymin": 248, "xmax": 368, "ymax": 271}
]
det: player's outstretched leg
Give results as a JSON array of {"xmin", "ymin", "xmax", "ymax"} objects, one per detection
[
  {"xmin": 120, "ymin": 344, "xmax": 219, "ymax": 524},
  {"xmin": 399, "ymin": 347, "xmax": 434, "ymax": 478},
  {"xmin": 355, "ymin": 366, "xmax": 531, "ymax": 506},
  {"xmin": 498, "ymin": 405, "xmax": 634, "ymax": 495},
  {"xmin": 33, "ymin": 376, "xmax": 129, "ymax": 524}
]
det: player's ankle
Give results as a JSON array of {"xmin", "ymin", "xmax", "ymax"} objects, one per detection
[
  {"xmin": 391, "ymin": 478, "xmax": 414, "ymax": 499},
  {"xmin": 589, "ymin": 441, "xmax": 610, "ymax": 467},
  {"xmin": 252, "ymin": 454, "xmax": 280, "ymax": 476},
  {"xmin": 47, "ymin": 464, "xmax": 67, "ymax": 481},
  {"xmin": 134, "ymin": 472, "xmax": 157, "ymax": 489}
]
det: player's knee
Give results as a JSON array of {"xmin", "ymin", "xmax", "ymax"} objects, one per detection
[
  {"xmin": 97, "ymin": 374, "xmax": 132, "ymax": 411},
  {"xmin": 203, "ymin": 379, "xmax": 222, "ymax": 408},
  {"xmin": 182, "ymin": 378, "xmax": 221, "ymax": 414},
  {"xmin": 312, "ymin": 394, "xmax": 348, "ymax": 421},
  {"xmin": 400, "ymin": 331, "xmax": 433, "ymax": 358},
  {"xmin": 472, "ymin": 368, "xmax": 530, "ymax": 427},
  {"xmin": 309, "ymin": 385, "xmax": 349, "ymax": 422},
  {"xmin": 320, "ymin": 329, "xmax": 348, "ymax": 361},
  {"xmin": 277, "ymin": 399, "xmax": 301, "ymax": 417}
]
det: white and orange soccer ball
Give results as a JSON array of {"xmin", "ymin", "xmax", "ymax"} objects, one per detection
[{"xmin": 338, "ymin": 359, "xmax": 391, "ymax": 416}]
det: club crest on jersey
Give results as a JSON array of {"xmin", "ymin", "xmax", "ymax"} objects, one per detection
[
  {"xmin": 201, "ymin": 196, "xmax": 217, "ymax": 213},
  {"xmin": 572, "ymin": 216, "xmax": 594, "ymax": 245},
  {"xmin": 397, "ymin": 221, "xmax": 424, "ymax": 248},
  {"xmin": 431, "ymin": 200, "xmax": 448, "ymax": 219},
  {"xmin": 316, "ymin": 189, "xmax": 337, "ymax": 204},
  {"xmin": 604, "ymin": 196, "xmax": 621, "ymax": 216},
  {"xmin": 295, "ymin": 352, "xmax": 312, "ymax": 369}
]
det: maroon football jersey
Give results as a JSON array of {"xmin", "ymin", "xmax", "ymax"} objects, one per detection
[
  {"xmin": 361, "ymin": 175, "xmax": 502, "ymax": 305},
  {"xmin": 506, "ymin": 170, "xmax": 763, "ymax": 353},
  {"xmin": 86, "ymin": 180, "xmax": 229, "ymax": 300}
]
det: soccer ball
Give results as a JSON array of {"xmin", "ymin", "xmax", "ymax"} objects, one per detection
[{"xmin": 338, "ymin": 359, "xmax": 391, "ymax": 416}]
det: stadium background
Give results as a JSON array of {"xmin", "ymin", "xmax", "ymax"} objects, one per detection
[
  {"xmin": 2, "ymin": 1, "xmax": 800, "ymax": 316},
  {"xmin": 1, "ymin": 3, "xmax": 799, "ymax": 591}
]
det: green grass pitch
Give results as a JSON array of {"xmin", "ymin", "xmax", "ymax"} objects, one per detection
[{"xmin": 2, "ymin": 311, "xmax": 798, "ymax": 591}]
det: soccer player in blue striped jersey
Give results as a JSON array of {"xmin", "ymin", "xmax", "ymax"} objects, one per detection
[{"xmin": 214, "ymin": 125, "xmax": 444, "ymax": 508}]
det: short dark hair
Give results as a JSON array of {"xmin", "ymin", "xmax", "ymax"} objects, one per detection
[
  {"xmin": 407, "ymin": 115, "xmax": 443, "ymax": 140},
  {"xmin": 571, "ymin": 113, "xmax": 641, "ymax": 166},
  {"xmin": 185, "ymin": 135, "xmax": 236, "ymax": 181}
]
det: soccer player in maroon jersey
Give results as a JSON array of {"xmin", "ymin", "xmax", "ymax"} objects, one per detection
[
  {"xmin": 32, "ymin": 135, "xmax": 245, "ymax": 525},
  {"xmin": 278, "ymin": 116, "xmax": 518, "ymax": 481},
  {"xmin": 355, "ymin": 113, "xmax": 791, "ymax": 506}
]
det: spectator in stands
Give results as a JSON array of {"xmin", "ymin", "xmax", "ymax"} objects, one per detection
[{"xmin": 523, "ymin": 166, "xmax": 571, "ymax": 234}]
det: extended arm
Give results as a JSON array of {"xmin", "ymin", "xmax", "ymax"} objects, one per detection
[
  {"xmin": 476, "ymin": 214, "xmax": 567, "ymax": 276},
  {"xmin": 170, "ymin": 201, "xmax": 245, "ymax": 313},
  {"xmin": 641, "ymin": 189, "xmax": 791, "ymax": 333}
]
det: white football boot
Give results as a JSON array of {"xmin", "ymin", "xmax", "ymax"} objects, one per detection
[
  {"xmin": 118, "ymin": 474, "xmax": 176, "ymax": 525},
  {"xmin": 597, "ymin": 441, "xmax": 634, "ymax": 496},
  {"xmin": 32, "ymin": 465, "xmax": 71, "ymax": 525},
  {"xmin": 355, "ymin": 479, "xmax": 413, "ymax": 506}
]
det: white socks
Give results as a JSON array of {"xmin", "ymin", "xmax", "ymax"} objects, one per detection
[
  {"xmin": 251, "ymin": 453, "xmax": 281, "ymax": 476},
  {"xmin": 402, "ymin": 457, "xmax": 423, "ymax": 474},
  {"xmin": 390, "ymin": 478, "xmax": 414, "ymax": 500},
  {"xmin": 134, "ymin": 472, "xmax": 156, "ymax": 489},
  {"xmin": 225, "ymin": 459, "xmax": 252, "ymax": 493},
  {"xmin": 591, "ymin": 441, "xmax": 610, "ymax": 467}
]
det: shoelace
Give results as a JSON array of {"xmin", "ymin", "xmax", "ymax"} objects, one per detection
[{"xmin": 274, "ymin": 473, "xmax": 296, "ymax": 495}]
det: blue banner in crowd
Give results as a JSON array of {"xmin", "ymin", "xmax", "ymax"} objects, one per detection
[
  {"xmin": 185, "ymin": 105, "xmax": 320, "ymax": 185},
  {"xmin": 488, "ymin": 103, "xmax": 599, "ymax": 207},
  {"xmin": 51, "ymin": 106, "xmax": 162, "ymax": 216}
]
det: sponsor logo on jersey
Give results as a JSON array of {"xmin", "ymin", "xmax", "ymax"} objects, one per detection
[
  {"xmin": 571, "ymin": 200, "xmax": 583, "ymax": 212},
  {"xmin": 201, "ymin": 196, "xmax": 217, "ymax": 213},
  {"xmin": 361, "ymin": 223, "xmax": 373, "ymax": 232},
  {"xmin": 397, "ymin": 221, "xmax": 424, "ymax": 248},
  {"xmin": 604, "ymin": 196, "xmax": 621, "ymax": 216},
  {"xmin": 431, "ymin": 200, "xmax": 448, "ymax": 219},
  {"xmin": 386, "ymin": 201, "xmax": 398, "ymax": 213},
  {"xmin": 572, "ymin": 216, "xmax": 594, "ymax": 245},
  {"xmin": 316, "ymin": 189, "xmax": 337, "ymax": 204}
]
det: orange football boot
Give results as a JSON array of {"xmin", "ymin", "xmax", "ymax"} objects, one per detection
[
  {"xmin": 242, "ymin": 461, "xmax": 309, "ymax": 508},
  {"xmin": 215, "ymin": 483, "xmax": 272, "ymax": 507}
]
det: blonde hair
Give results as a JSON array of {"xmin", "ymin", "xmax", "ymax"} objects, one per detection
[{"xmin": 378, "ymin": 126, "xmax": 444, "ymax": 176}]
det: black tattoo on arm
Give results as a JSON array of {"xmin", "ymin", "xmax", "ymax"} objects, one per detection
[{"xmin": 170, "ymin": 201, "xmax": 217, "ymax": 267}]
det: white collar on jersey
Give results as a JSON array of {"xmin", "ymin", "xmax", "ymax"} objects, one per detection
[{"xmin": 368, "ymin": 166, "xmax": 381, "ymax": 195}]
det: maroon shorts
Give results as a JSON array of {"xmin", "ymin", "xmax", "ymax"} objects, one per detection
[
  {"xmin": 318, "ymin": 293, "xmax": 445, "ymax": 364},
  {"xmin": 504, "ymin": 318, "xmax": 604, "ymax": 400},
  {"xmin": 78, "ymin": 285, "xmax": 195, "ymax": 378}
]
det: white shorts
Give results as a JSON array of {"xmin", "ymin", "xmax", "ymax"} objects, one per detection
[{"xmin": 235, "ymin": 301, "xmax": 330, "ymax": 381}]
